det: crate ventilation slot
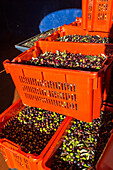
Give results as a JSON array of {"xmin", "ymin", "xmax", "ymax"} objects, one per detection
[
  {"xmin": 98, "ymin": 2, "xmax": 108, "ymax": 20},
  {"xmin": 88, "ymin": 0, "xmax": 93, "ymax": 20},
  {"xmin": 19, "ymin": 76, "xmax": 77, "ymax": 110}
]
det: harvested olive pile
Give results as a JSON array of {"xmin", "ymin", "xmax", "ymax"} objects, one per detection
[
  {"xmin": 22, "ymin": 28, "xmax": 58, "ymax": 48},
  {"xmin": 0, "ymin": 106, "xmax": 65, "ymax": 155},
  {"xmin": 26, "ymin": 51, "xmax": 106, "ymax": 71},
  {"xmin": 49, "ymin": 111, "xmax": 113, "ymax": 170},
  {"xmin": 56, "ymin": 35, "xmax": 111, "ymax": 43}
]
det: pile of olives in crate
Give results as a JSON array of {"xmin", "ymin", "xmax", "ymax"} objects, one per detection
[
  {"xmin": 0, "ymin": 106, "xmax": 113, "ymax": 169},
  {"xmin": 49, "ymin": 111, "xmax": 113, "ymax": 170},
  {"xmin": 56, "ymin": 35, "xmax": 111, "ymax": 43},
  {"xmin": 0, "ymin": 107, "xmax": 65, "ymax": 155},
  {"xmin": 22, "ymin": 28, "xmax": 58, "ymax": 48},
  {"xmin": 26, "ymin": 50, "xmax": 107, "ymax": 71}
]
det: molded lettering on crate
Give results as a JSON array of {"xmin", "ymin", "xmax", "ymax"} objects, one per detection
[{"xmin": 13, "ymin": 153, "xmax": 30, "ymax": 170}]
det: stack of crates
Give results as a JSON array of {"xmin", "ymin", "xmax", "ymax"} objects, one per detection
[
  {"xmin": 1, "ymin": 0, "xmax": 113, "ymax": 169},
  {"xmin": 82, "ymin": 0, "xmax": 113, "ymax": 32}
]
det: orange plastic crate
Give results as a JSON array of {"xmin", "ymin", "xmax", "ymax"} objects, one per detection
[
  {"xmin": 38, "ymin": 25, "xmax": 113, "ymax": 56},
  {"xmin": 0, "ymin": 98, "xmax": 69, "ymax": 170},
  {"xmin": 82, "ymin": 0, "xmax": 113, "ymax": 32},
  {"xmin": 38, "ymin": 104, "xmax": 113, "ymax": 170},
  {"xmin": 3, "ymin": 42, "xmax": 113, "ymax": 122}
]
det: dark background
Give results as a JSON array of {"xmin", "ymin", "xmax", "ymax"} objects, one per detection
[
  {"xmin": 0, "ymin": 0, "xmax": 82, "ymax": 44},
  {"xmin": 0, "ymin": 0, "xmax": 82, "ymax": 114}
]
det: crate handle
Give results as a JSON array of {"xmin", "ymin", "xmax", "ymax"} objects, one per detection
[
  {"xmin": 0, "ymin": 139, "xmax": 30, "ymax": 158},
  {"xmin": 3, "ymin": 59, "xmax": 10, "ymax": 73},
  {"xmin": 0, "ymin": 139, "xmax": 19, "ymax": 156},
  {"xmin": 0, "ymin": 138, "xmax": 20, "ymax": 150},
  {"xmin": 3, "ymin": 59, "xmax": 10, "ymax": 64}
]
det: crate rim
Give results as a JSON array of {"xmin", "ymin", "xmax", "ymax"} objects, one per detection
[
  {"xmin": 0, "ymin": 98, "xmax": 70, "ymax": 162},
  {"xmin": 4, "ymin": 56, "xmax": 111, "ymax": 79}
]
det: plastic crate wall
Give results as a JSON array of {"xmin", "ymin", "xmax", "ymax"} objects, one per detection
[
  {"xmin": 82, "ymin": 0, "xmax": 113, "ymax": 32},
  {"xmin": 0, "ymin": 99, "xmax": 69, "ymax": 170},
  {"xmin": 3, "ymin": 43, "xmax": 113, "ymax": 122}
]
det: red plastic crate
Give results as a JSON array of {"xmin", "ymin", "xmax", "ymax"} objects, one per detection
[
  {"xmin": 3, "ymin": 42, "xmax": 113, "ymax": 122},
  {"xmin": 38, "ymin": 25, "xmax": 113, "ymax": 56},
  {"xmin": 38, "ymin": 104, "xmax": 113, "ymax": 170},
  {"xmin": 82, "ymin": 0, "xmax": 113, "ymax": 32},
  {"xmin": 0, "ymin": 98, "xmax": 69, "ymax": 170}
]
